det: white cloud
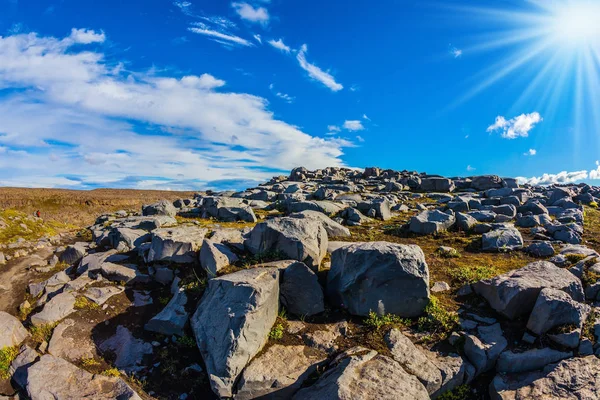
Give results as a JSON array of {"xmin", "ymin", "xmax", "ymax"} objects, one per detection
[
  {"xmin": 487, "ymin": 112, "xmax": 542, "ymax": 139},
  {"xmin": 188, "ymin": 23, "xmax": 253, "ymax": 47},
  {"xmin": 327, "ymin": 125, "xmax": 341, "ymax": 133},
  {"xmin": 362, "ymin": 114, "xmax": 370, "ymax": 121},
  {"xmin": 356, "ymin": 135, "xmax": 365, "ymax": 143},
  {"xmin": 0, "ymin": 30, "xmax": 351, "ymax": 189},
  {"xmin": 517, "ymin": 170, "xmax": 588, "ymax": 186},
  {"xmin": 296, "ymin": 44, "xmax": 343, "ymax": 92},
  {"xmin": 173, "ymin": 1, "xmax": 192, "ymax": 15},
  {"xmin": 268, "ymin": 38, "xmax": 290, "ymax": 53},
  {"xmin": 343, "ymin": 120, "xmax": 364, "ymax": 131},
  {"xmin": 232, "ymin": 2, "xmax": 270, "ymax": 25},
  {"xmin": 67, "ymin": 28, "xmax": 106, "ymax": 44},
  {"xmin": 449, "ymin": 44, "xmax": 462, "ymax": 58},
  {"xmin": 590, "ymin": 161, "xmax": 600, "ymax": 180},
  {"xmin": 467, "ymin": 165, "xmax": 476, "ymax": 171},
  {"xmin": 275, "ymin": 92, "xmax": 294, "ymax": 103},
  {"xmin": 253, "ymin": 34, "xmax": 262, "ymax": 44},
  {"xmin": 198, "ymin": 16, "xmax": 237, "ymax": 30},
  {"xmin": 524, "ymin": 148, "xmax": 537, "ymax": 156}
]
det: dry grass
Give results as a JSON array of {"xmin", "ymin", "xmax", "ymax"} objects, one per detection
[{"xmin": 0, "ymin": 188, "xmax": 196, "ymax": 228}]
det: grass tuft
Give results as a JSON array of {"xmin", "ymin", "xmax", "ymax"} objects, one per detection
[
  {"xmin": 0, "ymin": 346, "xmax": 19, "ymax": 379},
  {"xmin": 364, "ymin": 311, "xmax": 410, "ymax": 331},
  {"xmin": 417, "ymin": 296, "xmax": 459, "ymax": 340},
  {"xmin": 74, "ymin": 296, "xmax": 100, "ymax": 311}
]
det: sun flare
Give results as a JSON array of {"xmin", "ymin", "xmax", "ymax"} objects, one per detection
[{"xmin": 550, "ymin": 2, "xmax": 600, "ymax": 46}]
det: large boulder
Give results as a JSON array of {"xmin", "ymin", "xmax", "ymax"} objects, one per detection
[
  {"xmin": 526, "ymin": 288, "xmax": 590, "ymax": 335},
  {"xmin": 99, "ymin": 326, "xmax": 153, "ymax": 373},
  {"xmin": 147, "ymin": 226, "xmax": 209, "ymax": 263},
  {"xmin": 235, "ymin": 345, "xmax": 327, "ymax": 400},
  {"xmin": 490, "ymin": 356, "xmax": 600, "ymax": 400},
  {"xmin": 59, "ymin": 243, "xmax": 87, "ymax": 265},
  {"xmin": 293, "ymin": 347, "xmax": 429, "ymax": 400},
  {"xmin": 420, "ymin": 177, "xmax": 455, "ymax": 193},
  {"xmin": 191, "ymin": 268, "xmax": 280, "ymax": 398},
  {"xmin": 0, "ymin": 311, "xmax": 29, "ymax": 348},
  {"xmin": 144, "ymin": 283, "xmax": 189, "ymax": 337},
  {"xmin": 25, "ymin": 354, "xmax": 141, "ymax": 399},
  {"xmin": 481, "ymin": 226, "xmax": 524, "ymax": 252},
  {"xmin": 473, "ymin": 261, "xmax": 584, "ymax": 319},
  {"xmin": 327, "ymin": 242, "xmax": 430, "ymax": 317},
  {"xmin": 280, "ymin": 261, "xmax": 325, "ymax": 317},
  {"xmin": 246, "ymin": 217, "xmax": 327, "ymax": 271},
  {"xmin": 471, "ymin": 175, "xmax": 503, "ymax": 191},
  {"xmin": 289, "ymin": 210, "xmax": 351, "ymax": 237},
  {"xmin": 199, "ymin": 239, "xmax": 238, "ymax": 277},
  {"xmin": 30, "ymin": 292, "xmax": 76, "ymax": 326},
  {"xmin": 409, "ymin": 210, "xmax": 455, "ymax": 235},
  {"xmin": 201, "ymin": 197, "xmax": 257, "ymax": 222},
  {"xmin": 142, "ymin": 199, "xmax": 177, "ymax": 217},
  {"xmin": 463, "ymin": 323, "xmax": 507, "ymax": 375}
]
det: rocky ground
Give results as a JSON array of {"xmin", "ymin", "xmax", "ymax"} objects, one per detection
[{"xmin": 1, "ymin": 166, "xmax": 600, "ymax": 399}]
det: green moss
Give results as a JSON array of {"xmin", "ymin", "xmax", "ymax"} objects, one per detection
[
  {"xmin": 74, "ymin": 296, "xmax": 100, "ymax": 310},
  {"xmin": 364, "ymin": 311, "xmax": 410, "ymax": 331},
  {"xmin": 565, "ymin": 253, "xmax": 587, "ymax": 265},
  {"xmin": 590, "ymin": 201, "xmax": 598, "ymax": 208},
  {"xmin": 417, "ymin": 296, "xmax": 459, "ymax": 340},
  {"xmin": 448, "ymin": 265, "xmax": 499, "ymax": 286},
  {"xmin": 437, "ymin": 384, "xmax": 472, "ymax": 400},
  {"xmin": 101, "ymin": 367, "xmax": 121, "ymax": 377},
  {"xmin": 30, "ymin": 323, "xmax": 58, "ymax": 345},
  {"xmin": 176, "ymin": 335, "xmax": 197, "ymax": 348},
  {"xmin": 268, "ymin": 323, "xmax": 284, "ymax": 340},
  {"xmin": 0, "ymin": 346, "xmax": 19, "ymax": 379},
  {"xmin": 0, "ymin": 209, "xmax": 63, "ymax": 244}
]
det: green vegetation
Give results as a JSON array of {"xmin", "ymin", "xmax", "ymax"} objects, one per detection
[
  {"xmin": 582, "ymin": 309, "xmax": 599, "ymax": 342},
  {"xmin": 0, "ymin": 346, "xmax": 19, "ymax": 379},
  {"xmin": 0, "ymin": 209, "xmax": 69, "ymax": 244},
  {"xmin": 565, "ymin": 253, "xmax": 587, "ymax": 264},
  {"xmin": 364, "ymin": 311, "xmax": 410, "ymax": 331},
  {"xmin": 242, "ymin": 250, "xmax": 287, "ymax": 267},
  {"xmin": 176, "ymin": 335, "xmax": 197, "ymax": 348},
  {"xmin": 590, "ymin": 201, "xmax": 598, "ymax": 208},
  {"xmin": 269, "ymin": 323, "xmax": 284, "ymax": 340},
  {"xmin": 30, "ymin": 323, "xmax": 58, "ymax": 345},
  {"xmin": 436, "ymin": 247, "xmax": 461, "ymax": 259},
  {"xmin": 101, "ymin": 367, "xmax": 121, "ymax": 377},
  {"xmin": 437, "ymin": 384, "xmax": 472, "ymax": 400},
  {"xmin": 74, "ymin": 296, "xmax": 100, "ymax": 311},
  {"xmin": 448, "ymin": 264, "xmax": 498, "ymax": 286},
  {"xmin": 80, "ymin": 357, "xmax": 100, "ymax": 368},
  {"xmin": 417, "ymin": 296, "xmax": 459, "ymax": 340}
]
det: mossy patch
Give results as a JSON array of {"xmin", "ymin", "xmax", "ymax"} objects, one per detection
[{"xmin": 0, "ymin": 346, "xmax": 19, "ymax": 379}]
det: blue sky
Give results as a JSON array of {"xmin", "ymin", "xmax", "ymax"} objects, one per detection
[{"xmin": 0, "ymin": 0, "xmax": 599, "ymax": 190}]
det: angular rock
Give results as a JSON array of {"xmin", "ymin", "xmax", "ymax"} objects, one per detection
[
  {"xmin": 142, "ymin": 199, "xmax": 177, "ymax": 217},
  {"xmin": 235, "ymin": 345, "xmax": 327, "ymax": 400},
  {"xmin": 456, "ymin": 212, "xmax": 477, "ymax": 231},
  {"xmin": 145, "ymin": 285, "xmax": 188, "ymax": 336},
  {"xmin": 30, "ymin": 292, "xmax": 76, "ymax": 326},
  {"xmin": 83, "ymin": 286, "xmax": 125, "ymax": 305},
  {"xmin": 246, "ymin": 217, "xmax": 327, "ymax": 271},
  {"xmin": 199, "ymin": 239, "xmax": 238, "ymax": 277},
  {"xmin": 473, "ymin": 261, "xmax": 584, "ymax": 319},
  {"xmin": 409, "ymin": 210, "xmax": 455, "ymax": 235},
  {"xmin": 147, "ymin": 226, "xmax": 208, "ymax": 263},
  {"xmin": 481, "ymin": 226, "xmax": 524, "ymax": 252},
  {"xmin": 526, "ymin": 288, "xmax": 590, "ymax": 335},
  {"xmin": 48, "ymin": 319, "xmax": 96, "ymax": 362},
  {"xmin": 496, "ymin": 348, "xmax": 572, "ymax": 374},
  {"xmin": 463, "ymin": 323, "xmax": 507, "ymax": 375},
  {"xmin": 191, "ymin": 268, "xmax": 280, "ymax": 398},
  {"xmin": 289, "ymin": 210, "xmax": 351, "ymax": 237},
  {"xmin": 99, "ymin": 325, "xmax": 153, "ymax": 372},
  {"xmin": 100, "ymin": 262, "xmax": 147, "ymax": 284},
  {"xmin": 59, "ymin": 243, "xmax": 87, "ymax": 265},
  {"xmin": 280, "ymin": 261, "xmax": 324, "ymax": 317},
  {"xmin": 0, "ymin": 311, "xmax": 29, "ymax": 348},
  {"xmin": 327, "ymin": 241, "xmax": 429, "ymax": 317}
]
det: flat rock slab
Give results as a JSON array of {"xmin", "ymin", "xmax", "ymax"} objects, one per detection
[
  {"xmin": 473, "ymin": 261, "xmax": 584, "ymax": 319},
  {"xmin": 147, "ymin": 226, "xmax": 209, "ymax": 263},
  {"xmin": 235, "ymin": 344, "xmax": 327, "ymax": 400},
  {"xmin": 25, "ymin": 354, "xmax": 141, "ymax": 400},
  {"xmin": 48, "ymin": 319, "xmax": 97, "ymax": 362},
  {"xmin": 99, "ymin": 325, "xmax": 153, "ymax": 373},
  {"xmin": 491, "ymin": 356, "xmax": 600, "ymax": 399},
  {"xmin": 0, "ymin": 311, "xmax": 29, "ymax": 349},
  {"xmin": 30, "ymin": 292, "xmax": 76, "ymax": 326},
  {"xmin": 83, "ymin": 285, "xmax": 125, "ymax": 305}
]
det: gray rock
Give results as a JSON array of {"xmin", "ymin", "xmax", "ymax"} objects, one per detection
[
  {"xmin": 246, "ymin": 217, "xmax": 327, "ymax": 272},
  {"xmin": 490, "ymin": 356, "xmax": 600, "ymax": 400},
  {"xmin": 463, "ymin": 323, "xmax": 507, "ymax": 375},
  {"xmin": 280, "ymin": 262, "xmax": 324, "ymax": 317},
  {"xmin": 99, "ymin": 325, "xmax": 153, "ymax": 372},
  {"xmin": 471, "ymin": 175, "xmax": 503, "ymax": 191},
  {"xmin": 100, "ymin": 262, "xmax": 147, "ymax": 284},
  {"xmin": 191, "ymin": 268, "xmax": 280, "ymax": 398},
  {"xmin": 481, "ymin": 226, "xmax": 524, "ymax": 252},
  {"xmin": 526, "ymin": 288, "xmax": 590, "ymax": 335},
  {"xmin": 456, "ymin": 212, "xmax": 477, "ymax": 231},
  {"xmin": 327, "ymin": 241, "xmax": 429, "ymax": 317},
  {"xmin": 107, "ymin": 227, "xmax": 151, "ymax": 251},
  {"xmin": 25, "ymin": 354, "xmax": 141, "ymax": 399},
  {"xmin": 526, "ymin": 242, "xmax": 555, "ymax": 257},
  {"xmin": 420, "ymin": 177, "xmax": 455, "ymax": 193},
  {"xmin": 385, "ymin": 329, "xmax": 443, "ymax": 394},
  {"xmin": 59, "ymin": 243, "xmax": 87, "ymax": 265},
  {"xmin": 83, "ymin": 286, "xmax": 124, "ymax": 305},
  {"xmin": 0, "ymin": 311, "xmax": 29, "ymax": 348},
  {"xmin": 30, "ymin": 292, "xmax": 76, "ymax": 326},
  {"xmin": 473, "ymin": 261, "xmax": 584, "ymax": 319},
  {"xmin": 147, "ymin": 226, "xmax": 209, "ymax": 263},
  {"xmin": 496, "ymin": 348, "xmax": 572, "ymax": 373},
  {"xmin": 293, "ymin": 347, "xmax": 429, "ymax": 400},
  {"xmin": 289, "ymin": 210, "xmax": 351, "ymax": 237},
  {"xmin": 145, "ymin": 286, "xmax": 188, "ymax": 337},
  {"xmin": 48, "ymin": 319, "xmax": 96, "ymax": 362},
  {"xmin": 9, "ymin": 345, "xmax": 39, "ymax": 389},
  {"xmin": 431, "ymin": 281, "xmax": 451, "ymax": 293},
  {"xmin": 201, "ymin": 197, "xmax": 257, "ymax": 222},
  {"xmin": 199, "ymin": 239, "xmax": 238, "ymax": 278},
  {"xmin": 209, "ymin": 227, "xmax": 250, "ymax": 251},
  {"xmin": 302, "ymin": 322, "xmax": 348, "ymax": 355},
  {"xmin": 142, "ymin": 199, "xmax": 177, "ymax": 217},
  {"xmin": 409, "ymin": 210, "xmax": 455, "ymax": 235},
  {"xmin": 235, "ymin": 345, "xmax": 326, "ymax": 400}
]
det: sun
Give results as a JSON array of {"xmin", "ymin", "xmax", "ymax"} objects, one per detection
[{"xmin": 550, "ymin": 2, "xmax": 600, "ymax": 47}]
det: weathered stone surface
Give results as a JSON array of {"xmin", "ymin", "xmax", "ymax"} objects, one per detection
[
  {"xmin": 142, "ymin": 199, "xmax": 177, "ymax": 217},
  {"xmin": 147, "ymin": 226, "xmax": 209, "ymax": 263},
  {"xmin": 59, "ymin": 243, "xmax": 87, "ymax": 265},
  {"xmin": 48, "ymin": 319, "xmax": 96, "ymax": 362},
  {"xmin": 302, "ymin": 322, "xmax": 348, "ymax": 355},
  {"xmin": 30, "ymin": 292, "xmax": 76, "ymax": 326},
  {"xmin": 385, "ymin": 329, "xmax": 442, "ymax": 395},
  {"xmin": 473, "ymin": 261, "xmax": 584, "ymax": 319},
  {"xmin": 202, "ymin": 197, "xmax": 257, "ymax": 222},
  {"xmin": 0, "ymin": 311, "xmax": 29, "ymax": 348},
  {"xmin": 199, "ymin": 239, "xmax": 238, "ymax": 277},
  {"xmin": 463, "ymin": 323, "xmax": 507, "ymax": 375},
  {"xmin": 83, "ymin": 285, "xmax": 125, "ymax": 305},
  {"xmin": 100, "ymin": 262, "xmax": 147, "ymax": 284},
  {"xmin": 526, "ymin": 288, "xmax": 590, "ymax": 335},
  {"xmin": 25, "ymin": 354, "xmax": 141, "ymax": 400},
  {"xmin": 293, "ymin": 348, "xmax": 429, "ymax": 400},
  {"xmin": 496, "ymin": 348, "xmax": 572, "ymax": 373},
  {"xmin": 235, "ymin": 345, "xmax": 327, "ymax": 400},
  {"xmin": 280, "ymin": 261, "xmax": 324, "ymax": 317},
  {"xmin": 409, "ymin": 210, "xmax": 455, "ymax": 235},
  {"xmin": 290, "ymin": 210, "xmax": 351, "ymax": 237},
  {"xmin": 9, "ymin": 345, "xmax": 39, "ymax": 389},
  {"xmin": 107, "ymin": 227, "xmax": 150, "ymax": 252},
  {"xmin": 328, "ymin": 241, "xmax": 429, "ymax": 317},
  {"xmin": 481, "ymin": 226, "xmax": 524, "ymax": 252},
  {"xmin": 145, "ymin": 286, "xmax": 188, "ymax": 336},
  {"xmin": 526, "ymin": 242, "xmax": 555, "ymax": 257},
  {"xmin": 191, "ymin": 268, "xmax": 280, "ymax": 398},
  {"xmin": 456, "ymin": 212, "xmax": 477, "ymax": 231},
  {"xmin": 490, "ymin": 356, "xmax": 600, "ymax": 400},
  {"xmin": 99, "ymin": 325, "xmax": 153, "ymax": 372},
  {"xmin": 246, "ymin": 217, "xmax": 327, "ymax": 271},
  {"xmin": 209, "ymin": 227, "xmax": 250, "ymax": 251}
]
